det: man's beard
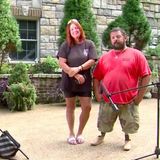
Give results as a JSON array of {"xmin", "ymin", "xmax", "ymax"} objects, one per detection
[{"xmin": 112, "ymin": 42, "xmax": 125, "ymax": 50}]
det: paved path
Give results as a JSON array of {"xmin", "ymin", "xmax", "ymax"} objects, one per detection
[{"xmin": 0, "ymin": 99, "xmax": 159, "ymax": 160}]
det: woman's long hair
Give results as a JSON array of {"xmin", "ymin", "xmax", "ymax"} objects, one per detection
[{"xmin": 66, "ymin": 19, "xmax": 86, "ymax": 47}]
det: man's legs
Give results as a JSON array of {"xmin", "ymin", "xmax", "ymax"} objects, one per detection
[
  {"xmin": 124, "ymin": 134, "xmax": 131, "ymax": 151},
  {"xmin": 119, "ymin": 103, "xmax": 139, "ymax": 151},
  {"xmin": 91, "ymin": 101, "xmax": 118, "ymax": 146},
  {"xmin": 90, "ymin": 132, "xmax": 106, "ymax": 146}
]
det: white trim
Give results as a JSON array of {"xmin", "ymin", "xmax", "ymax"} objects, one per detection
[{"xmin": 8, "ymin": 60, "xmax": 36, "ymax": 64}]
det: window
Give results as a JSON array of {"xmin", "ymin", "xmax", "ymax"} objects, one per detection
[{"xmin": 9, "ymin": 20, "xmax": 38, "ymax": 62}]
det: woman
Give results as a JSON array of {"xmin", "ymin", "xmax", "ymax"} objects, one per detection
[{"xmin": 57, "ymin": 19, "xmax": 97, "ymax": 145}]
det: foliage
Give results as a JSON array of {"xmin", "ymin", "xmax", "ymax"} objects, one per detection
[
  {"xmin": 0, "ymin": 0, "xmax": 21, "ymax": 69},
  {"xmin": 8, "ymin": 63, "xmax": 30, "ymax": 85},
  {"xmin": 0, "ymin": 80, "xmax": 8, "ymax": 106},
  {"xmin": 0, "ymin": 56, "xmax": 60, "ymax": 74},
  {"xmin": 152, "ymin": 67, "xmax": 159, "ymax": 79},
  {"xmin": 102, "ymin": 0, "xmax": 151, "ymax": 51},
  {"xmin": 3, "ymin": 63, "xmax": 37, "ymax": 111},
  {"xmin": 29, "ymin": 56, "xmax": 60, "ymax": 74},
  {"xmin": 102, "ymin": 16, "xmax": 129, "ymax": 49},
  {"xmin": 145, "ymin": 44, "xmax": 160, "ymax": 57},
  {"xmin": 147, "ymin": 58, "xmax": 159, "ymax": 87},
  {"xmin": 3, "ymin": 83, "xmax": 36, "ymax": 111},
  {"xmin": 0, "ymin": 63, "xmax": 13, "ymax": 74},
  {"xmin": 58, "ymin": 0, "xmax": 100, "ymax": 53}
]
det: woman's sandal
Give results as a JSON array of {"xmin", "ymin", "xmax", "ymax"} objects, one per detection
[
  {"xmin": 76, "ymin": 135, "xmax": 84, "ymax": 144},
  {"xmin": 67, "ymin": 136, "xmax": 77, "ymax": 145}
]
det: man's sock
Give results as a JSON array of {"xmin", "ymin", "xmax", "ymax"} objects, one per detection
[
  {"xmin": 101, "ymin": 132, "xmax": 106, "ymax": 137},
  {"xmin": 125, "ymin": 134, "xmax": 131, "ymax": 141}
]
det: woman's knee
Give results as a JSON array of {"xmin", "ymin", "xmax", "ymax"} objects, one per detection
[
  {"xmin": 81, "ymin": 104, "xmax": 91, "ymax": 113},
  {"xmin": 66, "ymin": 104, "xmax": 76, "ymax": 113}
]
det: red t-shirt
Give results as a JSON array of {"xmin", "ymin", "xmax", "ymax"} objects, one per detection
[{"xmin": 93, "ymin": 48, "xmax": 151, "ymax": 104}]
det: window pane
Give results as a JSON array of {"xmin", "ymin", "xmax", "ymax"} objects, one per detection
[
  {"xmin": 28, "ymin": 31, "xmax": 36, "ymax": 39},
  {"xmin": 20, "ymin": 30, "xmax": 27, "ymax": 39},
  {"xmin": 18, "ymin": 20, "xmax": 27, "ymax": 30},
  {"xmin": 26, "ymin": 41, "xmax": 36, "ymax": 60},
  {"xmin": 28, "ymin": 41, "xmax": 36, "ymax": 50},
  {"xmin": 28, "ymin": 21, "xmax": 36, "ymax": 30},
  {"xmin": 22, "ymin": 41, "xmax": 27, "ymax": 50},
  {"xmin": 20, "ymin": 41, "xmax": 36, "ymax": 60},
  {"xmin": 26, "ymin": 49, "xmax": 36, "ymax": 60},
  {"xmin": 10, "ymin": 20, "xmax": 37, "ymax": 61},
  {"xmin": 18, "ymin": 51, "xmax": 27, "ymax": 59},
  {"xmin": 9, "ymin": 52, "xmax": 18, "ymax": 60}
]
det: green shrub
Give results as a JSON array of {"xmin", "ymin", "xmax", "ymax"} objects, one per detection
[
  {"xmin": 3, "ymin": 83, "xmax": 37, "ymax": 111},
  {"xmin": 0, "ymin": 63, "xmax": 13, "ymax": 74},
  {"xmin": 0, "ymin": 0, "xmax": 21, "ymax": 70},
  {"xmin": 145, "ymin": 44, "xmax": 160, "ymax": 57},
  {"xmin": 102, "ymin": 0, "xmax": 151, "ymax": 51},
  {"xmin": 3, "ymin": 63, "xmax": 37, "ymax": 111},
  {"xmin": 8, "ymin": 63, "xmax": 30, "ymax": 85},
  {"xmin": 29, "ymin": 56, "xmax": 60, "ymax": 74}
]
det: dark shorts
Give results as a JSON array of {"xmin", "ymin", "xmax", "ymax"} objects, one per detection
[
  {"xmin": 97, "ymin": 100, "xmax": 139, "ymax": 134},
  {"xmin": 64, "ymin": 91, "xmax": 91, "ymax": 98}
]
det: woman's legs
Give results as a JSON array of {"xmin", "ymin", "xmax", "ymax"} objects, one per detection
[
  {"xmin": 65, "ymin": 97, "xmax": 76, "ymax": 137},
  {"xmin": 76, "ymin": 97, "xmax": 91, "ymax": 137}
]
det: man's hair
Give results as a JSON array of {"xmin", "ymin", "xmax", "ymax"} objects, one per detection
[{"xmin": 110, "ymin": 27, "xmax": 127, "ymax": 36}]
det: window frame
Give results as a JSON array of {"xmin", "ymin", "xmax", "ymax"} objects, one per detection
[{"xmin": 9, "ymin": 17, "xmax": 40, "ymax": 64}]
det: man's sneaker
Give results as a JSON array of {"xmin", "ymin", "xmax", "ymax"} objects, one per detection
[
  {"xmin": 90, "ymin": 135, "xmax": 104, "ymax": 146},
  {"xmin": 123, "ymin": 140, "xmax": 131, "ymax": 151}
]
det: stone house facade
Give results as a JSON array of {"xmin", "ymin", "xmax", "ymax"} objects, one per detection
[{"xmin": 9, "ymin": 0, "xmax": 160, "ymax": 63}]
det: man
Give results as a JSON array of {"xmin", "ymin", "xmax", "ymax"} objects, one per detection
[{"xmin": 91, "ymin": 27, "xmax": 151, "ymax": 151}]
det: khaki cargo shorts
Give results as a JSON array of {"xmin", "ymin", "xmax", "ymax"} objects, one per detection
[{"xmin": 97, "ymin": 100, "xmax": 139, "ymax": 134}]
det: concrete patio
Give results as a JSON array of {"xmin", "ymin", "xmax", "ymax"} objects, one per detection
[{"xmin": 0, "ymin": 99, "xmax": 159, "ymax": 160}]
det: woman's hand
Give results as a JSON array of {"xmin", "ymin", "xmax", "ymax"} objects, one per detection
[
  {"xmin": 74, "ymin": 74, "xmax": 85, "ymax": 84},
  {"xmin": 68, "ymin": 67, "xmax": 81, "ymax": 77}
]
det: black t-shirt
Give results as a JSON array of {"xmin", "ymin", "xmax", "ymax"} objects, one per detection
[{"xmin": 57, "ymin": 39, "xmax": 97, "ymax": 92}]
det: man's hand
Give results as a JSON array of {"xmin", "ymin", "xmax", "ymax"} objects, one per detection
[
  {"xmin": 133, "ymin": 97, "xmax": 140, "ymax": 105},
  {"xmin": 95, "ymin": 92, "xmax": 102, "ymax": 102}
]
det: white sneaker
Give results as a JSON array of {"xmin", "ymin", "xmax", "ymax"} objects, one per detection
[
  {"xmin": 90, "ymin": 135, "xmax": 104, "ymax": 146},
  {"xmin": 124, "ymin": 140, "xmax": 131, "ymax": 151}
]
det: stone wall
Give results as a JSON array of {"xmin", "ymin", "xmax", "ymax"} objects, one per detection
[
  {"xmin": 0, "ymin": 74, "xmax": 64, "ymax": 104},
  {"xmin": 30, "ymin": 74, "xmax": 64, "ymax": 103},
  {"xmin": 10, "ymin": 0, "xmax": 160, "ymax": 57}
]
